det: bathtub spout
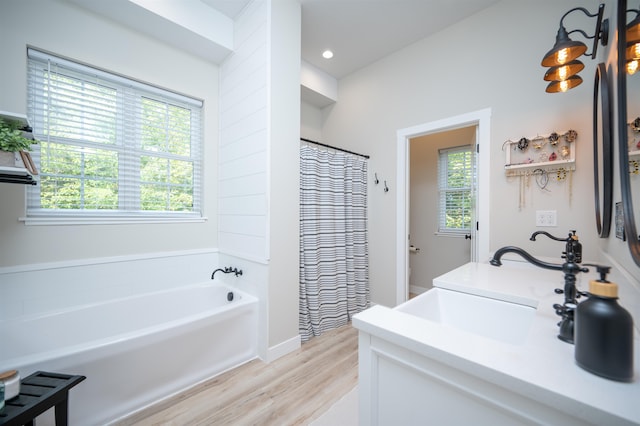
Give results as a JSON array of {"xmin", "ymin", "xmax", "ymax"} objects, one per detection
[
  {"xmin": 211, "ymin": 267, "xmax": 243, "ymax": 280},
  {"xmin": 211, "ymin": 267, "xmax": 229, "ymax": 280}
]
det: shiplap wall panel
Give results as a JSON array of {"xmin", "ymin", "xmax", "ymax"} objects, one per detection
[
  {"xmin": 219, "ymin": 130, "xmax": 267, "ymax": 162},
  {"xmin": 218, "ymin": 172, "xmax": 267, "ymax": 198},
  {"xmin": 218, "ymin": 0, "xmax": 268, "ymax": 260},
  {"xmin": 219, "ymin": 232, "xmax": 267, "ymax": 260},
  {"xmin": 219, "ymin": 194, "xmax": 267, "ymax": 216},
  {"xmin": 219, "ymin": 107, "xmax": 268, "ymax": 146},
  {"xmin": 219, "ymin": 215, "xmax": 267, "ymax": 238}
]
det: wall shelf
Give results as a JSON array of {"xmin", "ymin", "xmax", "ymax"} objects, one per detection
[
  {"xmin": 0, "ymin": 110, "xmax": 30, "ymax": 130},
  {"xmin": 0, "ymin": 111, "xmax": 37, "ymax": 185},
  {"xmin": 503, "ymin": 130, "xmax": 577, "ymax": 177},
  {"xmin": 0, "ymin": 165, "xmax": 36, "ymax": 185}
]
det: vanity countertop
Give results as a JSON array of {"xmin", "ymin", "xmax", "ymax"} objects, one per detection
[{"xmin": 353, "ymin": 260, "xmax": 640, "ymax": 425}]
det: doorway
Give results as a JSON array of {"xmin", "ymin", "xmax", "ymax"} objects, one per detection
[
  {"xmin": 408, "ymin": 126, "xmax": 476, "ymax": 296},
  {"xmin": 396, "ymin": 108, "xmax": 491, "ymax": 305}
]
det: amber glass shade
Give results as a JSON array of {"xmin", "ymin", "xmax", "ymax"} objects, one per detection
[
  {"xmin": 545, "ymin": 75, "xmax": 583, "ymax": 93},
  {"xmin": 627, "ymin": 14, "xmax": 640, "ymax": 44},
  {"xmin": 543, "ymin": 60, "xmax": 585, "ymax": 81},
  {"xmin": 541, "ymin": 26, "xmax": 588, "ymax": 67}
]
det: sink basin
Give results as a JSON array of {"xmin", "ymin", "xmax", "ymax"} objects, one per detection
[{"xmin": 396, "ymin": 288, "xmax": 536, "ymax": 345}]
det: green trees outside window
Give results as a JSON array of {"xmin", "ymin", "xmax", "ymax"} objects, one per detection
[{"xmin": 27, "ymin": 49, "xmax": 202, "ymax": 218}]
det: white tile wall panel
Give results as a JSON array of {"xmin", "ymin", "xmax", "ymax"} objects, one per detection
[
  {"xmin": 219, "ymin": 107, "xmax": 268, "ymax": 146},
  {"xmin": 219, "ymin": 214, "xmax": 267, "ymax": 237},
  {"xmin": 219, "ymin": 130, "xmax": 267, "ymax": 161},
  {"xmin": 219, "ymin": 151, "xmax": 267, "ymax": 180},
  {"xmin": 220, "ymin": 86, "xmax": 268, "ymax": 130},
  {"xmin": 219, "ymin": 173, "xmax": 267, "ymax": 198},
  {"xmin": 221, "ymin": 23, "xmax": 267, "ymax": 77},
  {"xmin": 218, "ymin": 231, "xmax": 266, "ymax": 260},
  {"xmin": 219, "ymin": 64, "xmax": 267, "ymax": 113},
  {"xmin": 233, "ymin": 0, "xmax": 267, "ymax": 47},
  {"xmin": 220, "ymin": 51, "xmax": 266, "ymax": 97},
  {"xmin": 219, "ymin": 194, "xmax": 267, "ymax": 216},
  {"xmin": 218, "ymin": 0, "xmax": 268, "ymax": 259}
]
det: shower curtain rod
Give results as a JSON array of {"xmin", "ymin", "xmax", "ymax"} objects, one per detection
[{"xmin": 300, "ymin": 137, "xmax": 370, "ymax": 159}]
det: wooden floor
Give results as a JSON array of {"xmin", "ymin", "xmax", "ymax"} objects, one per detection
[{"xmin": 117, "ymin": 324, "xmax": 358, "ymax": 426}]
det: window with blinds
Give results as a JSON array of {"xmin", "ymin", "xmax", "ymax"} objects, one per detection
[
  {"xmin": 26, "ymin": 48, "xmax": 203, "ymax": 223},
  {"xmin": 437, "ymin": 145, "xmax": 473, "ymax": 234}
]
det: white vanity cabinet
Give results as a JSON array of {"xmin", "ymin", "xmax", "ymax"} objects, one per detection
[{"xmin": 353, "ymin": 261, "xmax": 640, "ymax": 426}]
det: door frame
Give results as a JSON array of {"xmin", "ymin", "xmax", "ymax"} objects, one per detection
[{"xmin": 396, "ymin": 108, "xmax": 491, "ymax": 305}]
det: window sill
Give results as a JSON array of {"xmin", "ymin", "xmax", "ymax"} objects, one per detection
[
  {"xmin": 434, "ymin": 231, "xmax": 470, "ymax": 238},
  {"xmin": 20, "ymin": 215, "xmax": 208, "ymax": 226}
]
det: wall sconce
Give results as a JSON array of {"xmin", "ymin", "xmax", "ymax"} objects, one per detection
[
  {"xmin": 541, "ymin": 4, "xmax": 609, "ymax": 93},
  {"xmin": 626, "ymin": 9, "xmax": 640, "ymax": 74}
]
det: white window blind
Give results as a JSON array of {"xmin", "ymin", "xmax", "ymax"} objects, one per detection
[
  {"xmin": 26, "ymin": 48, "xmax": 203, "ymax": 223},
  {"xmin": 437, "ymin": 145, "xmax": 473, "ymax": 234}
]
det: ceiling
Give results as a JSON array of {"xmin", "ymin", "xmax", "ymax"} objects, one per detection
[
  {"xmin": 202, "ymin": 0, "xmax": 500, "ymax": 80},
  {"xmin": 68, "ymin": 0, "xmax": 501, "ymax": 83}
]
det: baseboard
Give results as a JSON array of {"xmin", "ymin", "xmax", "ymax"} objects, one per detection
[
  {"xmin": 265, "ymin": 334, "xmax": 301, "ymax": 363},
  {"xmin": 410, "ymin": 285, "xmax": 430, "ymax": 295}
]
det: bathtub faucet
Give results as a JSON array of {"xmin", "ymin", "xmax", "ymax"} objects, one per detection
[
  {"xmin": 211, "ymin": 266, "xmax": 244, "ymax": 280},
  {"xmin": 490, "ymin": 246, "xmax": 589, "ymax": 344}
]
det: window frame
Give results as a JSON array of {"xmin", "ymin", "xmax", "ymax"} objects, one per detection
[
  {"xmin": 437, "ymin": 144, "xmax": 474, "ymax": 236},
  {"xmin": 24, "ymin": 48, "xmax": 205, "ymax": 225}
]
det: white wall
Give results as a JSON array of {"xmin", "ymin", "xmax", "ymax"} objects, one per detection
[
  {"xmin": 267, "ymin": 0, "xmax": 302, "ymax": 349},
  {"xmin": 301, "ymin": 101, "xmax": 324, "ymax": 141},
  {"xmin": 0, "ymin": 0, "xmax": 219, "ymax": 267},
  {"xmin": 219, "ymin": 0, "xmax": 301, "ymax": 353},
  {"xmin": 409, "ymin": 127, "xmax": 476, "ymax": 292},
  {"xmin": 319, "ymin": 0, "xmax": 618, "ymax": 307}
]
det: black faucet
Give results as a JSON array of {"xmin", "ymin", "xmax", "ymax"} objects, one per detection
[
  {"xmin": 530, "ymin": 230, "xmax": 582, "ymax": 263},
  {"xmin": 211, "ymin": 266, "xmax": 243, "ymax": 280},
  {"xmin": 490, "ymin": 246, "xmax": 589, "ymax": 344}
]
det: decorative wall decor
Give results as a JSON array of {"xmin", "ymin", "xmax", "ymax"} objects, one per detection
[
  {"xmin": 503, "ymin": 130, "xmax": 577, "ymax": 209},
  {"xmin": 503, "ymin": 129, "xmax": 577, "ymax": 177},
  {"xmin": 616, "ymin": 201, "xmax": 626, "ymax": 241},
  {"xmin": 627, "ymin": 118, "xmax": 640, "ymax": 161}
]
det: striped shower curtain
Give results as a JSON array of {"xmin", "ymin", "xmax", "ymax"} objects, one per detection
[{"xmin": 299, "ymin": 144, "xmax": 370, "ymax": 342}]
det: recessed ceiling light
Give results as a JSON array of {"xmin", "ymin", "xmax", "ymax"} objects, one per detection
[{"xmin": 322, "ymin": 50, "xmax": 334, "ymax": 59}]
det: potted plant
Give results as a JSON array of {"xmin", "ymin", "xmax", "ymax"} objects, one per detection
[{"xmin": 0, "ymin": 117, "xmax": 37, "ymax": 168}]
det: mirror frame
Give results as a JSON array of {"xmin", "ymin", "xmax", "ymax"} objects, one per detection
[
  {"xmin": 593, "ymin": 62, "xmax": 613, "ymax": 238},
  {"xmin": 618, "ymin": 0, "xmax": 640, "ymax": 266}
]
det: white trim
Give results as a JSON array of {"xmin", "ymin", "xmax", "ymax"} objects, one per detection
[
  {"xmin": 265, "ymin": 334, "xmax": 301, "ymax": 363},
  {"xmin": 396, "ymin": 108, "xmax": 491, "ymax": 306},
  {"xmin": 0, "ymin": 248, "xmax": 218, "ymax": 275},
  {"xmin": 20, "ymin": 215, "xmax": 207, "ymax": 226}
]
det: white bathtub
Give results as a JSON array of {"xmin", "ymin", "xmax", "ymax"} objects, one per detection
[{"xmin": 0, "ymin": 282, "xmax": 258, "ymax": 425}]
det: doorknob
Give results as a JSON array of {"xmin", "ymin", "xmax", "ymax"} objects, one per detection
[{"xmin": 465, "ymin": 234, "xmax": 471, "ymax": 240}]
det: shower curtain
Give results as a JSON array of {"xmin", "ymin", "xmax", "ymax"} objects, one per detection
[{"xmin": 299, "ymin": 144, "xmax": 370, "ymax": 342}]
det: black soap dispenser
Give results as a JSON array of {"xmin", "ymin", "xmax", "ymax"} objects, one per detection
[{"xmin": 575, "ymin": 265, "xmax": 634, "ymax": 382}]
